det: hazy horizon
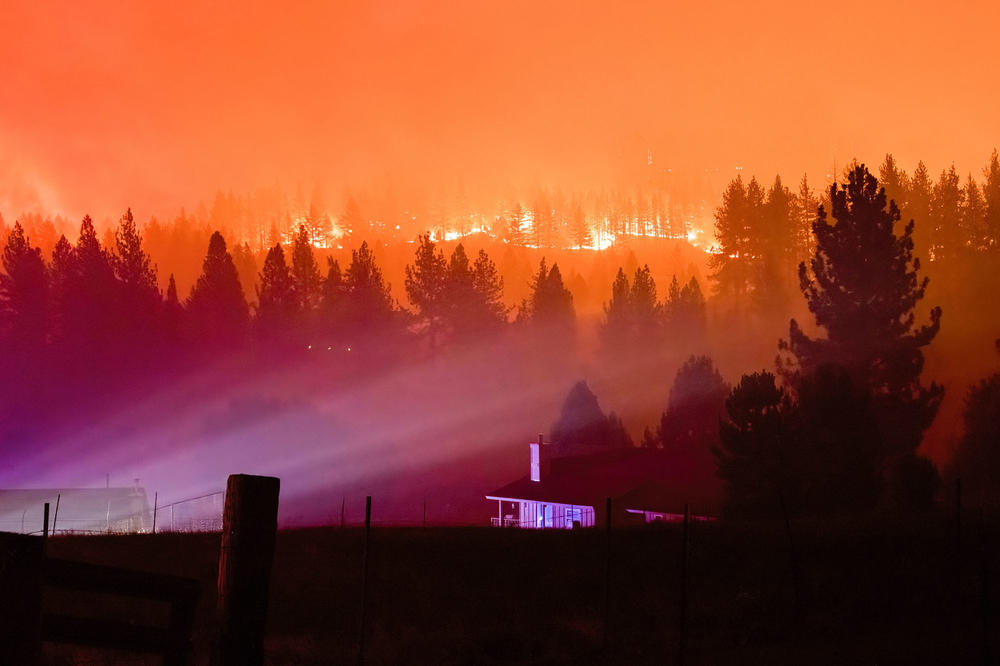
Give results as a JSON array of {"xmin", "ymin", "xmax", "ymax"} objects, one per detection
[{"xmin": 2, "ymin": 0, "xmax": 998, "ymax": 221}]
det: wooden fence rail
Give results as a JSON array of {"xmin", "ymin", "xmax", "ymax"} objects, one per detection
[
  {"xmin": 0, "ymin": 530, "xmax": 202, "ymax": 666},
  {"xmin": 42, "ymin": 557, "xmax": 200, "ymax": 663},
  {"xmin": 0, "ymin": 474, "xmax": 281, "ymax": 665}
]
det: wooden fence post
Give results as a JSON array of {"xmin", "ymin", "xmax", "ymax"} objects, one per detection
[
  {"xmin": 42, "ymin": 502, "xmax": 49, "ymax": 541},
  {"xmin": 603, "ymin": 496, "xmax": 612, "ymax": 651},
  {"xmin": 678, "ymin": 503, "xmax": 689, "ymax": 666},
  {"xmin": 52, "ymin": 494, "xmax": 61, "ymax": 535},
  {"xmin": 954, "ymin": 478, "xmax": 962, "ymax": 596},
  {"xmin": 979, "ymin": 508, "xmax": 991, "ymax": 665},
  {"xmin": 0, "ymin": 533, "xmax": 43, "ymax": 665},
  {"xmin": 359, "ymin": 496, "xmax": 372, "ymax": 665},
  {"xmin": 955, "ymin": 477, "xmax": 962, "ymax": 552},
  {"xmin": 216, "ymin": 474, "xmax": 280, "ymax": 666}
]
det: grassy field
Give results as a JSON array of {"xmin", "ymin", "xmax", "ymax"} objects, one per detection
[{"xmin": 40, "ymin": 513, "xmax": 997, "ymax": 665}]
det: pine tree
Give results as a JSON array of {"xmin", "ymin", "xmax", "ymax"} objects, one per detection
[
  {"xmin": 344, "ymin": 241, "xmax": 395, "ymax": 334},
  {"xmin": 59, "ymin": 216, "xmax": 119, "ymax": 352},
  {"xmin": 680, "ymin": 277, "xmax": 706, "ymax": 319},
  {"xmin": 666, "ymin": 275, "xmax": 681, "ymax": 307},
  {"xmin": 290, "ymin": 225, "xmax": 322, "ymax": 311},
  {"xmin": 952, "ymin": 355, "xmax": 1000, "ymax": 503},
  {"xmin": 714, "ymin": 371, "xmax": 794, "ymax": 517},
  {"xmin": 255, "ymin": 244, "xmax": 296, "ymax": 339},
  {"xmin": 163, "ymin": 274, "xmax": 183, "ymax": 344},
  {"xmin": 550, "ymin": 380, "xmax": 631, "ymax": 456},
  {"xmin": 267, "ymin": 221, "xmax": 282, "ymax": 250},
  {"xmin": 962, "ymin": 174, "xmax": 987, "ymax": 252},
  {"xmin": 522, "ymin": 259, "xmax": 575, "ymax": 337},
  {"xmin": 470, "ymin": 248, "xmax": 507, "ymax": 332},
  {"xmin": 506, "ymin": 203, "xmax": 525, "ymax": 247},
  {"xmin": 113, "ymin": 208, "xmax": 161, "ymax": 337},
  {"xmin": 317, "ymin": 257, "xmax": 346, "ymax": 344},
  {"xmin": 710, "ymin": 176, "xmax": 752, "ymax": 301},
  {"xmin": 599, "ymin": 268, "xmax": 631, "ymax": 352},
  {"xmin": 664, "ymin": 275, "xmax": 707, "ymax": 348},
  {"xmin": 596, "ymin": 263, "xmax": 665, "ymax": 360},
  {"xmin": 307, "ymin": 183, "xmax": 332, "ymax": 244},
  {"xmin": 909, "ymin": 161, "xmax": 933, "ymax": 257},
  {"xmin": 341, "ymin": 197, "xmax": 364, "ymax": 234},
  {"xmin": 792, "ymin": 364, "xmax": 884, "ymax": 514},
  {"xmin": 983, "ymin": 149, "xmax": 1000, "ymax": 250},
  {"xmin": 442, "ymin": 243, "xmax": 506, "ymax": 339},
  {"xmin": 49, "ymin": 235, "xmax": 73, "ymax": 340},
  {"xmin": 0, "ymin": 222, "xmax": 49, "ymax": 353},
  {"xmin": 320, "ymin": 258, "xmax": 344, "ymax": 312},
  {"xmin": 658, "ymin": 356, "xmax": 729, "ymax": 475},
  {"xmin": 630, "ymin": 265, "xmax": 660, "ymax": 341},
  {"xmin": 758, "ymin": 175, "xmax": 794, "ymax": 311},
  {"xmin": 404, "ymin": 233, "xmax": 448, "ymax": 345},
  {"xmin": 930, "ymin": 165, "xmax": 962, "ymax": 263},
  {"xmin": 572, "ymin": 205, "xmax": 592, "ymax": 249},
  {"xmin": 717, "ymin": 362, "xmax": 898, "ymax": 517},
  {"xmin": 607, "ymin": 412, "xmax": 633, "ymax": 449},
  {"xmin": 113, "ymin": 209, "xmax": 158, "ymax": 297},
  {"xmin": 793, "ymin": 174, "xmax": 819, "ymax": 265},
  {"xmin": 878, "ymin": 154, "xmax": 910, "ymax": 214},
  {"xmin": 778, "ymin": 164, "xmax": 943, "ymax": 458},
  {"xmin": 532, "ymin": 197, "xmax": 552, "ymax": 248},
  {"xmin": 231, "ymin": 242, "xmax": 258, "ymax": 304},
  {"xmin": 444, "ymin": 243, "xmax": 474, "ymax": 338},
  {"xmin": 187, "ymin": 231, "xmax": 249, "ymax": 347}
]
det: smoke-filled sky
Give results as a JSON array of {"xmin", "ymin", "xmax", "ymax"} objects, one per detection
[{"xmin": 1, "ymin": 0, "xmax": 997, "ymax": 219}]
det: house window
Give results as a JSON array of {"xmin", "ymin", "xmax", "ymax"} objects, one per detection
[{"xmin": 566, "ymin": 506, "xmax": 582, "ymax": 528}]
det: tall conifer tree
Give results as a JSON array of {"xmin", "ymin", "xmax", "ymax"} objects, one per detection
[
  {"xmin": 779, "ymin": 164, "xmax": 943, "ymax": 458},
  {"xmin": 187, "ymin": 231, "xmax": 249, "ymax": 347},
  {"xmin": 0, "ymin": 222, "xmax": 49, "ymax": 353}
]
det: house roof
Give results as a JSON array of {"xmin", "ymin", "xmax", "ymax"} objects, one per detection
[{"xmin": 486, "ymin": 447, "xmax": 722, "ymax": 515}]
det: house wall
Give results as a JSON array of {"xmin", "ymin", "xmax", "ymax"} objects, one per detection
[{"xmin": 518, "ymin": 501, "xmax": 594, "ymax": 529}]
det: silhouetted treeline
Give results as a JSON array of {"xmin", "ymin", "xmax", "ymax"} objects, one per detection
[
  {"xmin": 714, "ymin": 162, "xmax": 999, "ymax": 515},
  {"xmin": 0, "ymin": 209, "xmax": 600, "ymax": 445},
  {"xmin": 3, "ymin": 155, "xmax": 1000, "ymax": 514},
  {"xmin": 545, "ymin": 161, "xmax": 1000, "ymax": 515}
]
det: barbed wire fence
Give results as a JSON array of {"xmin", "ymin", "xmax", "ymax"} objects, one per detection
[
  {"xmin": 153, "ymin": 491, "xmax": 225, "ymax": 533},
  {"xmin": 0, "ymin": 489, "xmax": 226, "ymax": 536}
]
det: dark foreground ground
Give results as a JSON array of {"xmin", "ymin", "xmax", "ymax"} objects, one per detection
[{"xmin": 42, "ymin": 513, "xmax": 998, "ymax": 665}]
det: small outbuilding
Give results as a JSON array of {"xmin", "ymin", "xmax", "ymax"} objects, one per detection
[{"xmin": 0, "ymin": 484, "xmax": 152, "ymax": 535}]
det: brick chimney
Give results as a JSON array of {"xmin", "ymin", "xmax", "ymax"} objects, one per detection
[{"xmin": 530, "ymin": 433, "xmax": 546, "ymax": 482}]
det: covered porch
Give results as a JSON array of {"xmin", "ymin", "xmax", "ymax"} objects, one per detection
[{"xmin": 485, "ymin": 496, "xmax": 595, "ymax": 529}]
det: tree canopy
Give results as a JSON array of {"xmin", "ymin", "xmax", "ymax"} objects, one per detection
[
  {"xmin": 550, "ymin": 380, "xmax": 632, "ymax": 456},
  {"xmin": 779, "ymin": 163, "xmax": 943, "ymax": 458},
  {"xmin": 187, "ymin": 231, "xmax": 250, "ymax": 347}
]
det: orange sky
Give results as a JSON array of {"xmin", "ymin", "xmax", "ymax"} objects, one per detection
[{"xmin": 1, "ymin": 0, "xmax": 997, "ymax": 220}]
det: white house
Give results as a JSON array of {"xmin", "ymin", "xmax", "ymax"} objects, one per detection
[{"xmin": 485, "ymin": 435, "xmax": 719, "ymax": 529}]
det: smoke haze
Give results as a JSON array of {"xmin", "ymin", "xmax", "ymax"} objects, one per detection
[{"xmin": 2, "ymin": 0, "xmax": 998, "ymax": 218}]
